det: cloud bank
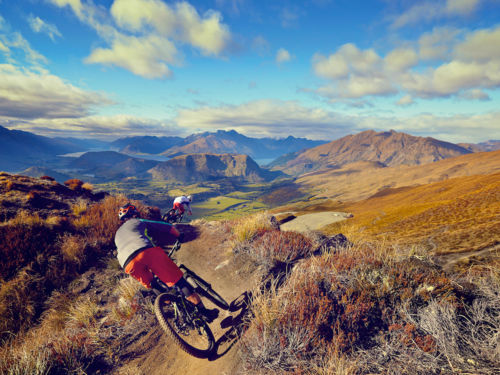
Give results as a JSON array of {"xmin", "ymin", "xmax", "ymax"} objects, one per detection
[
  {"xmin": 312, "ymin": 25, "xmax": 500, "ymax": 102},
  {"xmin": 49, "ymin": 0, "xmax": 232, "ymax": 79}
]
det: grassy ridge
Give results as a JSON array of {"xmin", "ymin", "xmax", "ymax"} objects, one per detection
[
  {"xmin": 233, "ymin": 213, "xmax": 500, "ymax": 375},
  {"xmin": 309, "ymin": 172, "xmax": 500, "ymax": 255}
]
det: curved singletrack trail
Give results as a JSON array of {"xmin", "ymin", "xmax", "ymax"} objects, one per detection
[{"xmin": 114, "ymin": 221, "xmax": 258, "ymax": 375}]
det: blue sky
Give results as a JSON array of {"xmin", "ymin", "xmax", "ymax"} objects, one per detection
[{"xmin": 1, "ymin": 0, "xmax": 500, "ymax": 143}]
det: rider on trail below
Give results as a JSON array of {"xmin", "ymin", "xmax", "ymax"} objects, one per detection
[{"xmin": 114, "ymin": 203, "xmax": 218, "ymax": 322}]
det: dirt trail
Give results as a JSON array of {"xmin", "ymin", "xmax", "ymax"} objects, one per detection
[
  {"xmin": 112, "ymin": 215, "xmax": 497, "ymax": 375},
  {"xmin": 279, "ymin": 211, "xmax": 351, "ymax": 233},
  {"xmin": 435, "ymin": 243, "xmax": 500, "ymax": 272},
  {"xmin": 114, "ymin": 221, "xmax": 258, "ymax": 375}
]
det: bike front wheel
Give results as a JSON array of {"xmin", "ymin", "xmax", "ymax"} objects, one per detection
[{"xmin": 154, "ymin": 293, "xmax": 215, "ymax": 358}]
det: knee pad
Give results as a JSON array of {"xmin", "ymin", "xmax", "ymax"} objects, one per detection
[{"xmin": 174, "ymin": 277, "xmax": 194, "ymax": 298}]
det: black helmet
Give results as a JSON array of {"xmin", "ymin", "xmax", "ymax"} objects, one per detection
[{"xmin": 118, "ymin": 203, "xmax": 139, "ymax": 220}]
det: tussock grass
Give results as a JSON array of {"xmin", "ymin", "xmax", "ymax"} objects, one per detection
[
  {"xmin": 239, "ymin": 230, "xmax": 314, "ymax": 273},
  {"xmin": 65, "ymin": 296, "xmax": 100, "ymax": 328},
  {"xmin": 232, "ymin": 211, "xmax": 277, "ymax": 244},
  {"xmin": 0, "ymin": 193, "xmax": 145, "ymax": 342},
  {"xmin": 59, "ymin": 233, "xmax": 87, "ymax": 265},
  {"xmin": 241, "ymin": 236, "xmax": 500, "ymax": 374},
  {"xmin": 71, "ymin": 198, "xmax": 89, "ymax": 216},
  {"xmin": 111, "ymin": 277, "xmax": 144, "ymax": 322},
  {"xmin": 6, "ymin": 210, "xmax": 45, "ymax": 226}
]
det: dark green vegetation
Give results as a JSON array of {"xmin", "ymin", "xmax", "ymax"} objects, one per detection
[{"xmin": 94, "ymin": 177, "xmax": 310, "ymax": 221}]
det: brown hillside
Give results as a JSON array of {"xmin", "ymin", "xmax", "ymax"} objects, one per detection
[
  {"xmin": 276, "ymin": 129, "xmax": 471, "ymax": 175},
  {"xmin": 148, "ymin": 153, "xmax": 281, "ymax": 183},
  {"xmin": 0, "ymin": 172, "xmax": 106, "ymax": 221},
  {"xmin": 317, "ymin": 172, "xmax": 500, "ymax": 256},
  {"xmin": 297, "ymin": 149, "xmax": 500, "ymax": 202}
]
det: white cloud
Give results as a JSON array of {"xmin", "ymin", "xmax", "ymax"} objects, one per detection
[
  {"xmin": 280, "ymin": 7, "xmax": 300, "ymax": 28},
  {"xmin": 362, "ymin": 111, "xmax": 500, "ymax": 143},
  {"xmin": 312, "ymin": 43, "xmax": 396, "ymax": 99},
  {"xmin": 454, "ymin": 26, "xmax": 500, "ymax": 62},
  {"xmin": 276, "ymin": 48, "xmax": 292, "ymax": 65},
  {"xmin": 313, "ymin": 52, "xmax": 349, "ymax": 79},
  {"xmin": 85, "ymin": 34, "xmax": 179, "ymax": 79},
  {"xmin": 313, "ymin": 44, "xmax": 382, "ymax": 79},
  {"xmin": 0, "ymin": 64, "xmax": 110, "ymax": 119},
  {"xmin": 175, "ymin": 99, "xmax": 500, "ymax": 143},
  {"xmin": 392, "ymin": 0, "xmax": 481, "ymax": 29},
  {"xmin": 312, "ymin": 25, "xmax": 500, "ymax": 101},
  {"xmin": 0, "ymin": 30, "xmax": 47, "ymax": 66},
  {"xmin": 446, "ymin": 0, "xmax": 480, "ymax": 15},
  {"xmin": 4, "ymin": 114, "xmax": 179, "ymax": 140},
  {"xmin": 419, "ymin": 27, "xmax": 460, "ymax": 61},
  {"xmin": 50, "ymin": 0, "xmax": 85, "ymax": 19},
  {"xmin": 175, "ymin": 99, "xmax": 352, "ymax": 139},
  {"xmin": 385, "ymin": 48, "xmax": 418, "ymax": 72},
  {"xmin": 28, "ymin": 15, "xmax": 62, "ymax": 41},
  {"xmin": 396, "ymin": 95, "xmax": 414, "ymax": 106},
  {"xmin": 50, "ymin": 0, "xmax": 232, "ymax": 78},
  {"xmin": 458, "ymin": 88, "xmax": 490, "ymax": 100}
]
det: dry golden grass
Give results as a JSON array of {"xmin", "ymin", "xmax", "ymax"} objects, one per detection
[
  {"xmin": 82, "ymin": 182, "xmax": 93, "ymax": 192},
  {"xmin": 241, "ymin": 237, "xmax": 500, "ymax": 374},
  {"xmin": 65, "ymin": 296, "xmax": 100, "ymax": 328},
  {"xmin": 60, "ymin": 233, "xmax": 87, "ymax": 265},
  {"xmin": 110, "ymin": 277, "xmax": 143, "ymax": 322},
  {"xmin": 298, "ymin": 149, "xmax": 500, "ymax": 203},
  {"xmin": 231, "ymin": 211, "xmax": 277, "ymax": 244},
  {"xmin": 71, "ymin": 198, "xmax": 89, "ymax": 216},
  {"xmin": 6, "ymin": 210, "xmax": 45, "ymax": 226},
  {"xmin": 318, "ymin": 173, "xmax": 500, "ymax": 255}
]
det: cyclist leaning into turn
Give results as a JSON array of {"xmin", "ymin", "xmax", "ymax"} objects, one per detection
[
  {"xmin": 172, "ymin": 195, "xmax": 193, "ymax": 217},
  {"xmin": 114, "ymin": 203, "xmax": 219, "ymax": 322}
]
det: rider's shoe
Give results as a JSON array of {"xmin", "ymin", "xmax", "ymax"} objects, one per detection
[{"xmin": 197, "ymin": 306, "xmax": 219, "ymax": 323}]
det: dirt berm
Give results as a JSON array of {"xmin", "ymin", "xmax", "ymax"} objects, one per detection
[{"xmin": 114, "ymin": 220, "xmax": 259, "ymax": 375}]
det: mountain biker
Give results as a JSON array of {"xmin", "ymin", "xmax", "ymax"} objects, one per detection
[
  {"xmin": 172, "ymin": 195, "xmax": 193, "ymax": 217},
  {"xmin": 114, "ymin": 203, "xmax": 218, "ymax": 322}
]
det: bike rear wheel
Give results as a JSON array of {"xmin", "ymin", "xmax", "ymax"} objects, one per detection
[
  {"xmin": 154, "ymin": 293, "xmax": 215, "ymax": 358},
  {"xmin": 183, "ymin": 271, "xmax": 229, "ymax": 310}
]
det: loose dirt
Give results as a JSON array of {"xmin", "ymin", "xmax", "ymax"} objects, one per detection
[
  {"xmin": 435, "ymin": 243, "xmax": 500, "ymax": 272},
  {"xmin": 279, "ymin": 211, "xmax": 351, "ymax": 233}
]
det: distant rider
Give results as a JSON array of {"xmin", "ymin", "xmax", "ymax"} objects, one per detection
[
  {"xmin": 114, "ymin": 203, "xmax": 218, "ymax": 322},
  {"xmin": 172, "ymin": 195, "xmax": 193, "ymax": 217}
]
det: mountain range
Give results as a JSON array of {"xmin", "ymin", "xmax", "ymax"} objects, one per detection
[
  {"xmin": 155, "ymin": 130, "xmax": 326, "ymax": 160},
  {"xmin": 271, "ymin": 130, "xmax": 474, "ymax": 175},
  {"xmin": 0, "ymin": 125, "xmax": 88, "ymax": 171},
  {"xmin": 0, "ymin": 126, "xmax": 325, "ymax": 173},
  {"xmin": 2, "ymin": 125, "xmax": 500, "ymax": 187}
]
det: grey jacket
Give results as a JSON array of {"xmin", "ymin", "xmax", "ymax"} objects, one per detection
[{"xmin": 114, "ymin": 218, "xmax": 177, "ymax": 267}]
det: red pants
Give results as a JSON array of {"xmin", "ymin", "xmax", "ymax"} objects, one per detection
[
  {"xmin": 173, "ymin": 202, "xmax": 185, "ymax": 214},
  {"xmin": 124, "ymin": 247, "xmax": 183, "ymax": 288}
]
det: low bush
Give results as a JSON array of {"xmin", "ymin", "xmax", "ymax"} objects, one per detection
[
  {"xmin": 82, "ymin": 182, "xmax": 93, "ymax": 192},
  {"xmin": 232, "ymin": 212, "xmax": 278, "ymax": 244},
  {"xmin": 242, "ymin": 230, "xmax": 313, "ymax": 273},
  {"xmin": 241, "ymin": 239, "xmax": 499, "ymax": 374},
  {"xmin": 64, "ymin": 178, "xmax": 84, "ymax": 191}
]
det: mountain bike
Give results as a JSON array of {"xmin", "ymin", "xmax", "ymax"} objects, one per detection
[
  {"xmin": 162, "ymin": 209, "xmax": 184, "ymax": 224},
  {"xmin": 152, "ymin": 242, "xmax": 229, "ymax": 358}
]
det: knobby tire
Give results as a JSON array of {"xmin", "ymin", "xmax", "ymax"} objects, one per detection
[{"xmin": 154, "ymin": 293, "xmax": 215, "ymax": 358}]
